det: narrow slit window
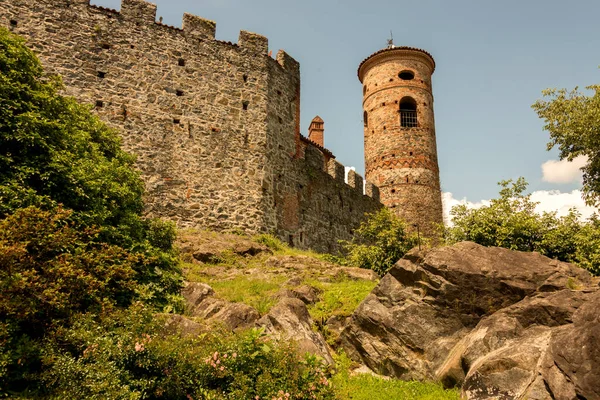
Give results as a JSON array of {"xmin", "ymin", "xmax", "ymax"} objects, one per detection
[
  {"xmin": 178, "ymin": 58, "xmax": 185, "ymax": 66},
  {"xmin": 363, "ymin": 111, "xmax": 368, "ymax": 127},
  {"xmin": 173, "ymin": 118, "xmax": 180, "ymax": 124},
  {"xmin": 95, "ymin": 100, "xmax": 103, "ymax": 108},
  {"xmin": 242, "ymin": 101, "xmax": 249, "ymax": 110},
  {"xmin": 243, "ymin": 74, "xmax": 248, "ymax": 82}
]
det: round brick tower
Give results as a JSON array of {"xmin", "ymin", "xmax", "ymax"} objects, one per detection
[{"xmin": 358, "ymin": 46, "xmax": 443, "ymax": 237}]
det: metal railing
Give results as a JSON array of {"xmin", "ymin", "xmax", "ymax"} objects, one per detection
[{"xmin": 400, "ymin": 110, "xmax": 418, "ymax": 128}]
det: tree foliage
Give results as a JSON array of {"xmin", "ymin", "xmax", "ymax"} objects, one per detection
[
  {"xmin": 532, "ymin": 83, "xmax": 600, "ymax": 206},
  {"xmin": 345, "ymin": 208, "xmax": 419, "ymax": 276},
  {"xmin": 0, "ymin": 27, "xmax": 182, "ymax": 304},
  {"xmin": 446, "ymin": 178, "xmax": 600, "ymax": 275},
  {"xmin": 0, "ymin": 27, "xmax": 183, "ymax": 395},
  {"xmin": 0, "ymin": 26, "xmax": 146, "ymax": 244}
]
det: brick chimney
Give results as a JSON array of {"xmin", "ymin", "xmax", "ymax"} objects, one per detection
[{"xmin": 308, "ymin": 115, "xmax": 324, "ymax": 147}]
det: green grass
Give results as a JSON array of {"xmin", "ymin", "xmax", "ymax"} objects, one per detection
[
  {"xmin": 307, "ymin": 278, "xmax": 377, "ymax": 322},
  {"xmin": 198, "ymin": 275, "xmax": 286, "ymax": 315},
  {"xmin": 332, "ymin": 353, "xmax": 460, "ymax": 400},
  {"xmin": 255, "ymin": 233, "xmax": 331, "ymax": 258},
  {"xmin": 182, "ymin": 233, "xmax": 376, "ymax": 318},
  {"xmin": 333, "ymin": 374, "xmax": 461, "ymax": 400}
]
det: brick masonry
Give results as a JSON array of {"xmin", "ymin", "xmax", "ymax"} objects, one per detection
[
  {"xmin": 359, "ymin": 47, "xmax": 444, "ymax": 237},
  {"xmin": 0, "ymin": 0, "xmax": 383, "ymax": 253}
]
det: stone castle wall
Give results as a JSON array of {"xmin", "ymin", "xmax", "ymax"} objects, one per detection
[{"xmin": 0, "ymin": 0, "xmax": 381, "ymax": 252}]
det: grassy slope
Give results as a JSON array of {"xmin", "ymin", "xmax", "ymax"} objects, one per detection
[
  {"xmin": 179, "ymin": 230, "xmax": 460, "ymax": 400},
  {"xmin": 181, "ymin": 232, "xmax": 377, "ymax": 320}
]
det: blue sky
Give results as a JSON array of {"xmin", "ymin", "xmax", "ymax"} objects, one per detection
[{"xmin": 92, "ymin": 0, "xmax": 600, "ymax": 214}]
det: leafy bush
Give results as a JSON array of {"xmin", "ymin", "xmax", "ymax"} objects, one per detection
[
  {"xmin": 0, "ymin": 207, "xmax": 182, "ymax": 393},
  {"xmin": 0, "ymin": 27, "xmax": 183, "ymax": 395},
  {"xmin": 0, "ymin": 27, "xmax": 183, "ymax": 304},
  {"xmin": 0, "ymin": 27, "xmax": 142, "ymax": 237},
  {"xmin": 344, "ymin": 208, "xmax": 418, "ymax": 276},
  {"xmin": 446, "ymin": 178, "xmax": 600, "ymax": 275},
  {"xmin": 42, "ymin": 305, "xmax": 335, "ymax": 400}
]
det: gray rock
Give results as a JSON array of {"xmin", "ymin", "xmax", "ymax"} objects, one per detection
[
  {"xmin": 340, "ymin": 241, "xmax": 598, "ymax": 399},
  {"xmin": 335, "ymin": 267, "xmax": 379, "ymax": 281},
  {"xmin": 182, "ymin": 282, "xmax": 215, "ymax": 312},
  {"xmin": 182, "ymin": 281, "xmax": 259, "ymax": 330},
  {"xmin": 542, "ymin": 290, "xmax": 600, "ymax": 400},
  {"xmin": 257, "ymin": 298, "xmax": 333, "ymax": 364},
  {"xmin": 290, "ymin": 284, "xmax": 322, "ymax": 305}
]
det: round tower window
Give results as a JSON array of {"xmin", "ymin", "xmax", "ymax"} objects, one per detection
[{"xmin": 398, "ymin": 70, "xmax": 415, "ymax": 80}]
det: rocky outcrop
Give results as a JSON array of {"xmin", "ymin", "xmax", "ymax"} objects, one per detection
[
  {"xmin": 257, "ymin": 298, "xmax": 334, "ymax": 364},
  {"xmin": 182, "ymin": 282, "xmax": 260, "ymax": 330},
  {"xmin": 340, "ymin": 241, "xmax": 599, "ymax": 399},
  {"xmin": 277, "ymin": 284, "xmax": 322, "ymax": 305},
  {"xmin": 178, "ymin": 232, "xmax": 271, "ymax": 264}
]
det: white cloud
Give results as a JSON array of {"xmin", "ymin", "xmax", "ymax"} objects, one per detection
[
  {"xmin": 442, "ymin": 189, "xmax": 597, "ymax": 226},
  {"xmin": 541, "ymin": 155, "xmax": 588, "ymax": 184},
  {"xmin": 530, "ymin": 190, "xmax": 596, "ymax": 219},
  {"xmin": 442, "ymin": 192, "xmax": 490, "ymax": 226}
]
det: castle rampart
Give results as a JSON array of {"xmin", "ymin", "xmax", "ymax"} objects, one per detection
[{"xmin": 1, "ymin": 0, "xmax": 381, "ymax": 252}]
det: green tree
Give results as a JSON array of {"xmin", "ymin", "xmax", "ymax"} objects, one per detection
[
  {"xmin": 446, "ymin": 178, "xmax": 545, "ymax": 252},
  {"xmin": 0, "ymin": 27, "xmax": 182, "ymax": 394},
  {"xmin": 345, "ymin": 208, "xmax": 418, "ymax": 276},
  {"xmin": 0, "ymin": 27, "xmax": 181, "ymax": 304},
  {"xmin": 446, "ymin": 178, "xmax": 600, "ymax": 275},
  {"xmin": 532, "ymin": 83, "xmax": 600, "ymax": 207}
]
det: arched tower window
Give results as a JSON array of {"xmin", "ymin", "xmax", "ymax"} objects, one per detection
[
  {"xmin": 399, "ymin": 97, "xmax": 418, "ymax": 128},
  {"xmin": 364, "ymin": 111, "xmax": 368, "ymax": 127}
]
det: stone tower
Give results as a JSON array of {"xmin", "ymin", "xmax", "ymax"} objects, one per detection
[{"xmin": 358, "ymin": 46, "xmax": 443, "ymax": 236}]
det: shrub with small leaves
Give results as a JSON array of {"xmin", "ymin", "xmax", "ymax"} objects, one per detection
[
  {"xmin": 344, "ymin": 208, "xmax": 418, "ymax": 276},
  {"xmin": 43, "ymin": 305, "xmax": 335, "ymax": 400}
]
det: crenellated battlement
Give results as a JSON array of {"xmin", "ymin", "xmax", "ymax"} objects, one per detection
[
  {"xmin": 301, "ymin": 140, "xmax": 379, "ymax": 201},
  {"xmin": 60, "ymin": 0, "xmax": 297, "ymax": 63}
]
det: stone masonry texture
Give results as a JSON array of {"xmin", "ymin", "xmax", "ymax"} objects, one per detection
[
  {"xmin": 359, "ymin": 47, "xmax": 444, "ymax": 237},
  {"xmin": 1, "ymin": 0, "xmax": 382, "ymax": 253}
]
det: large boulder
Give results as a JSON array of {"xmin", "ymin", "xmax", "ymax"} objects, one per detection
[
  {"xmin": 257, "ymin": 298, "xmax": 334, "ymax": 364},
  {"xmin": 340, "ymin": 242, "xmax": 598, "ymax": 399},
  {"xmin": 182, "ymin": 282, "xmax": 260, "ymax": 330}
]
